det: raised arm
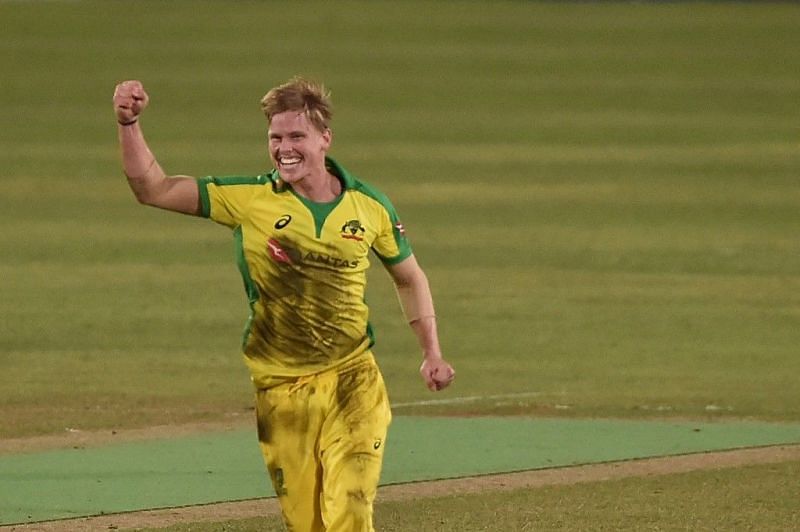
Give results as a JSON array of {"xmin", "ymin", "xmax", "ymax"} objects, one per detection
[
  {"xmin": 385, "ymin": 254, "xmax": 455, "ymax": 392},
  {"xmin": 113, "ymin": 80, "xmax": 200, "ymax": 215}
]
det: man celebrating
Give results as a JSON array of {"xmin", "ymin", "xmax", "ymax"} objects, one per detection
[{"xmin": 113, "ymin": 77, "xmax": 455, "ymax": 531}]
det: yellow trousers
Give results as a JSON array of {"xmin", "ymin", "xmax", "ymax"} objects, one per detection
[{"xmin": 255, "ymin": 353, "xmax": 391, "ymax": 532}]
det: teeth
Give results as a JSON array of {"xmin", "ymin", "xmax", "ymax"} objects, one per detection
[{"xmin": 280, "ymin": 156, "xmax": 301, "ymax": 165}]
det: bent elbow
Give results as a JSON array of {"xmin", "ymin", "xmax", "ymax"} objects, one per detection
[
  {"xmin": 128, "ymin": 181, "xmax": 158, "ymax": 207},
  {"xmin": 131, "ymin": 188, "xmax": 150, "ymax": 205}
]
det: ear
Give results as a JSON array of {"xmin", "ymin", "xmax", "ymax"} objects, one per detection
[{"xmin": 321, "ymin": 127, "xmax": 332, "ymax": 149}]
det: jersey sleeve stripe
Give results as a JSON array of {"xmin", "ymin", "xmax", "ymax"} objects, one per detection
[
  {"xmin": 373, "ymin": 246, "xmax": 412, "ymax": 265},
  {"xmin": 197, "ymin": 177, "xmax": 212, "ymax": 218}
]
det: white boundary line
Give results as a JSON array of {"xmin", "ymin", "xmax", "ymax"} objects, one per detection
[{"xmin": 391, "ymin": 391, "xmax": 543, "ymax": 409}]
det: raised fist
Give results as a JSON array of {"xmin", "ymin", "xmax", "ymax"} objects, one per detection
[{"xmin": 113, "ymin": 80, "xmax": 149, "ymax": 124}]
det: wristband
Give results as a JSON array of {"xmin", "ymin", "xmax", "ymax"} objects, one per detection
[{"xmin": 118, "ymin": 118, "xmax": 138, "ymax": 126}]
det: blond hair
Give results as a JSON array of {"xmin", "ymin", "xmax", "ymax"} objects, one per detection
[{"xmin": 260, "ymin": 76, "xmax": 332, "ymax": 132}]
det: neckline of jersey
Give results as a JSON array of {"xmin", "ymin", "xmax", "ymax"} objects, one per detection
[{"xmin": 274, "ymin": 156, "xmax": 352, "ymax": 238}]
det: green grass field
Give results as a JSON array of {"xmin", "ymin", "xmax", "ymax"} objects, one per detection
[
  {"xmin": 142, "ymin": 460, "xmax": 800, "ymax": 531},
  {"xmin": 1, "ymin": 0, "xmax": 799, "ymax": 529}
]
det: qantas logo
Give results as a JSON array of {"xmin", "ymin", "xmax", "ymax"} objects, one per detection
[
  {"xmin": 267, "ymin": 238, "xmax": 294, "ymax": 264},
  {"xmin": 394, "ymin": 222, "xmax": 405, "ymax": 236},
  {"xmin": 267, "ymin": 238, "xmax": 359, "ymax": 269}
]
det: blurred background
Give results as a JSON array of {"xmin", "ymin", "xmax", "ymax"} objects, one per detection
[{"xmin": 1, "ymin": 1, "xmax": 799, "ymax": 438}]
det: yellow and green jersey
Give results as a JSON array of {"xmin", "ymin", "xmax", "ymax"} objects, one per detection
[{"xmin": 197, "ymin": 157, "xmax": 411, "ymax": 388}]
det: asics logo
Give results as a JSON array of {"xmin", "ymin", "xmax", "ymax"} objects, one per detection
[{"xmin": 274, "ymin": 214, "xmax": 292, "ymax": 229}]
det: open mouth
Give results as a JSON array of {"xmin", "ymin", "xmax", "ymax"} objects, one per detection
[{"xmin": 278, "ymin": 155, "xmax": 302, "ymax": 169}]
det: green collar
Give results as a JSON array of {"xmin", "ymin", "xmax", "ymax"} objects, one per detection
[
  {"xmin": 325, "ymin": 156, "xmax": 356, "ymax": 189},
  {"xmin": 269, "ymin": 156, "xmax": 352, "ymax": 238}
]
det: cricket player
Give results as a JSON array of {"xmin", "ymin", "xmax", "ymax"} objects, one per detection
[{"xmin": 113, "ymin": 77, "xmax": 455, "ymax": 531}]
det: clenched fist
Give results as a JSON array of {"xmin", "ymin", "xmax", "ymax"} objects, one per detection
[
  {"xmin": 113, "ymin": 80, "xmax": 149, "ymax": 125},
  {"xmin": 420, "ymin": 356, "xmax": 455, "ymax": 392}
]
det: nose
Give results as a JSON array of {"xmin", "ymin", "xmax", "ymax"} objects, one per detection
[{"xmin": 279, "ymin": 137, "xmax": 296, "ymax": 153}]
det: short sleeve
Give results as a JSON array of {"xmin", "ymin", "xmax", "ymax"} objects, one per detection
[
  {"xmin": 197, "ymin": 175, "xmax": 264, "ymax": 228},
  {"xmin": 370, "ymin": 195, "xmax": 412, "ymax": 265}
]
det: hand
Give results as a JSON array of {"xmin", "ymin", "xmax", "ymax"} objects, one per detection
[
  {"xmin": 113, "ymin": 80, "xmax": 149, "ymax": 124},
  {"xmin": 420, "ymin": 356, "xmax": 455, "ymax": 392}
]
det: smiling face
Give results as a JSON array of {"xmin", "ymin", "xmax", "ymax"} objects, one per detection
[{"xmin": 268, "ymin": 110, "xmax": 332, "ymax": 184}]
